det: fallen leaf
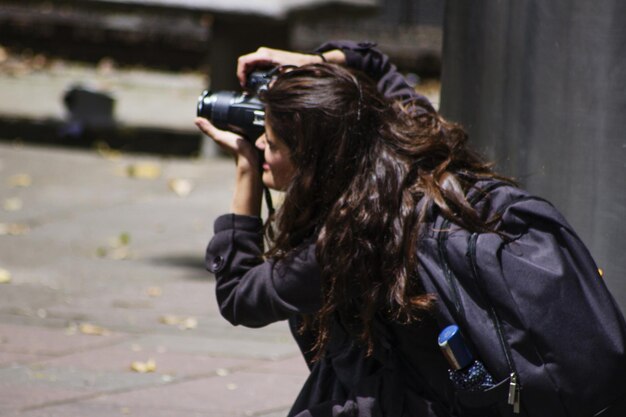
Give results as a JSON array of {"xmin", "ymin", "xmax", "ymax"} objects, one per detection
[
  {"xmin": 3, "ymin": 197, "xmax": 23, "ymax": 212},
  {"xmin": 126, "ymin": 163, "xmax": 161, "ymax": 179},
  {"xmin": 109, "ymin": 232, "xmax": 130, "ymax": 248},
  {"xmin": 216, "ymin": 368, "xmax": 229, "ymax": 377},
  {"xmin": 159, "ymin": 314, "xmax": 179, "ymax": 325},
  {"xmin": 118, "ymin": 232, "xmax": 131, "ymax": 246},
  {"xmin": 8, "ymin": 174, "xmax": 32, "ymax": 187},
  {"xmin": 95, "ymin": 141, "xmax": 121, "ymax": 160},
  {"xmin": 168, "ymin": 179, "xmax": 194, "ymax": 197},
  {"xmin": 598, "ymin": 268, "xmax": 604, "ymax": 277},
  {"xmin": 0, "ymin": 269, "xmax": 11, "ymax": 284},
  {"xmin": 179, "ymin": 317, "xmax": 198, "ymax": 330},
  {"xmin": 79, "ymin": 323, "xmax": 110, "ymax": 336},
  {"xmin": 146, "ymin": 286, "xmax": 162, "ymax": 297},
  {"xmin": 0, "ymin": 223, "xmax": 30, "ymax": 236},
  {"xmin": 159, "ymin": 315, "xmax": 198, "ymax": 330},
  {"xmin": 226, "ymin": 383, "xmax": 238, "ymax": 390},
  {"xmin": 130, "ymin": 359, "xmax": 156, "ymax": 373}
]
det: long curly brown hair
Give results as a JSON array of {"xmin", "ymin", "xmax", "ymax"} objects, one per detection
[{"xmin": 261, "ymin": 63, "xmax": 505, "ymax": 357}]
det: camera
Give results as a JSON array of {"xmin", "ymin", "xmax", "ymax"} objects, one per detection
[{"xmin": 196, "ymin": 70, "xmax": 273, "ymax": 140}]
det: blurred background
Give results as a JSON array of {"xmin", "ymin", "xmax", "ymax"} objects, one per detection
[{"xmin": 0, "ymin": 0, "xmax": 444, "ymax": 156}]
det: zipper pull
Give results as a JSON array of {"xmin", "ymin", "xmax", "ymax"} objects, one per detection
[{"xmin": 508, "ymin": 372, "xmax": 521, "ymax": 413}]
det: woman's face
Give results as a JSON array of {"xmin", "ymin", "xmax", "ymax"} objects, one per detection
[{"xmin": 255, "ymin": 123, "xmax": 295, "ymax": 191}]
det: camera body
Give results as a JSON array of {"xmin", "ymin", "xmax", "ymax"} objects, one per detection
[{"xmin": 197, "ymin": 70, "xmax": 273, "ymax": 140}]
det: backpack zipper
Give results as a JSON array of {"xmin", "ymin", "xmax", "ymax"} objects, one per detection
[
  {"xmin": 508, "ymin": 372, "xmax": 521, "ymax": 413},
  {"xmin": 468, "ymin": 232, "xmax": 521, "ymax": 414}
]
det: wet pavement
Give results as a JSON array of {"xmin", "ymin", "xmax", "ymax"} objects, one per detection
[{"xmin": 0, "ymin": 142, "xmax": 307, "ymax": 417}]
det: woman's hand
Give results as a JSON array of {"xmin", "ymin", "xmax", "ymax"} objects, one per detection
[
  {"xmin": 195, "ymin": 117, "xmax": 263, "ymax": 216},
  {"xmin": 195, "ymin": 117, "xmax": 259, "ymax": 173},
  {"xmin": 237, "ymin": 47, "xmax": 319, "ymax": 87},
  {"xmin": 236, "ymin": 47, "xmax": 346, "ymax": 87}
]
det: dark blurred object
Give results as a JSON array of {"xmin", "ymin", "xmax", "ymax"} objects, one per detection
[
  {"xmin": 61, "ymin": 85, "xmax": 115, "ymax": 139},
  {"xmin": 440, "ymin": 0, "xmax": 626, "ymax": 312}
]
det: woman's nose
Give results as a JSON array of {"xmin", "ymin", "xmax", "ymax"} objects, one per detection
[{"xmin": 255, "ymin": 135, "xmax": 265, "ymax": 150}]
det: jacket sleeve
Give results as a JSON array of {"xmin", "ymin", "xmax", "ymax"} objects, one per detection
[
  {"xmin": 206, "ymin": 213, "xmax": 322, "ymax": 328},
  {"xmin": 315, "ymin": 40, "xmax": 435, "ymax": 114}
]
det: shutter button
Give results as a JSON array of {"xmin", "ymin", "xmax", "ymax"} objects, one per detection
[{"xmin": 211, "ymin": 255, "xmax": 225, "ymax": 271}]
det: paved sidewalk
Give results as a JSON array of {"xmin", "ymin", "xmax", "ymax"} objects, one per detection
[{"xmin": 0, "ymin": 142, "xmax": 307, "ymax": 417}]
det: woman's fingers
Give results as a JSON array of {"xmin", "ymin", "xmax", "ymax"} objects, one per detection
[
  {"xmin": 236, "ymin": 47, "xmax": 321, "ymax": 87},
  {"xmin": 195, "ymin": 117, "xmax": 238, "ymax": 147},
  {"xmin": 237, "ymin": 48, "xmax": 275, "ymax": 87},
  {"xmin": 194, "ymin": 118, "xmax": 252, "ymax": 154}
]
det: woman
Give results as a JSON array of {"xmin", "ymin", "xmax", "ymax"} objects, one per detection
[{"xmin": 196, "ymin": 42, "xmax": 626, "ymax": 417}]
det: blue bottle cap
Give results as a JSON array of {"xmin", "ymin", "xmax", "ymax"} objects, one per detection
[{"xmin": 438, "ymin": 325, "xmax": 474, "ymax": 370}]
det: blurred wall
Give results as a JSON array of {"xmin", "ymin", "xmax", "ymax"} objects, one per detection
[
  {"xmin": 291, "ymin": 0, "xmax": 444, "ymax": 74},
  {"xmin": 440, "ymin": 1, "xmax": 626, "ymax": 310},
  {"xmin": 210, "ymin": 16, "xmax": 289, "ymax": 91}
]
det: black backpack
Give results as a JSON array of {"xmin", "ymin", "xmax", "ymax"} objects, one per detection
[{"xmin": 419, "ymin": 180, "xmax": 626, "ymax": 416}]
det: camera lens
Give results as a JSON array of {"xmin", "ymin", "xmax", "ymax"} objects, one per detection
[
  {"xmin": 196, "ymin": 88, "xmax": 266, "ymax": 140},
  {"xmin": 196, "ymin": 90, "xmax": 210, "ymax": 118},
  {"xmin": 197, "ymin": 90, "xmax": 239, "ymax": 130}
]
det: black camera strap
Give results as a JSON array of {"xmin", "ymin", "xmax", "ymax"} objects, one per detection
[{"xmin": 264, "ymin": 186, "xmax": 275, "ymax": 216}]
